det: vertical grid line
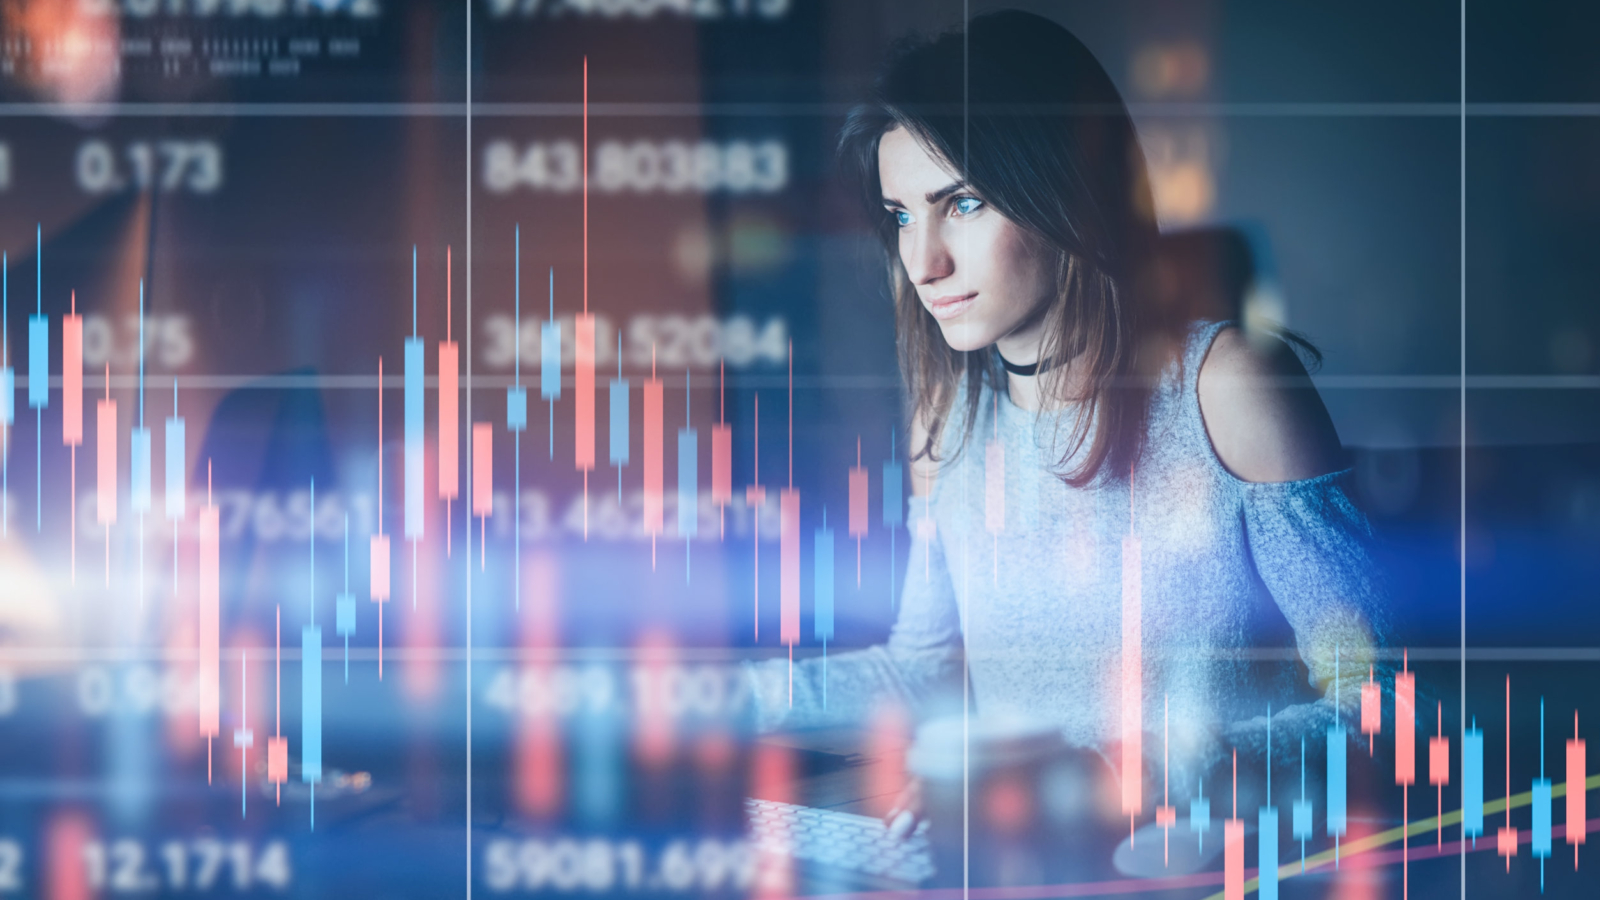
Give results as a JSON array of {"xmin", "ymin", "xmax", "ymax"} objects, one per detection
[
  {"xmin": 961, "ymin": 5, "xmax": 971, "ymax": 899},
  {"xmin": 1459, "ymin": 0, "xmax": 1468, "ymax": 895},
  {"xmin": 465, "ymin": 0, "xmax": 475, "ymax": 894}
]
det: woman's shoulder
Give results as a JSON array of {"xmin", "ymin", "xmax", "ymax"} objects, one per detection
[{"xmin": 1193, "ymin": 322, "xmax": 1346, "ymax": 483}]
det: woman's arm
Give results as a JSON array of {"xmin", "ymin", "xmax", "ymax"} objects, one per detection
[
  {"xmin": 744, "ymin": 409, "xmax": 967, "ymax": 732},
  {"xmin": 1195, "ymin": 325, "xmax": 1389, "ymax": 763}
]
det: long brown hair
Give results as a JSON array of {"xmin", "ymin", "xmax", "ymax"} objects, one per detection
[{"xmin": 839, "ymin": 10, "xmax": 1173, "ymax": 487}]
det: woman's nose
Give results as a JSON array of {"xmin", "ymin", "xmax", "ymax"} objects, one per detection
[{"xmin": 904, "ymin": 223, "xmax": 954, "ymax": 286}]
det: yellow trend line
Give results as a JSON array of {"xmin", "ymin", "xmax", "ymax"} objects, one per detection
[{"xmin": 1196, "ymin": 772, "xmax": 1598, "ymax": 900}]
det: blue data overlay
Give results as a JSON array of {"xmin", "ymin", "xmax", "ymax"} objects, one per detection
[{"xmin": 0, "ymin": 5, "xmax": 1595, "ymax": 898}]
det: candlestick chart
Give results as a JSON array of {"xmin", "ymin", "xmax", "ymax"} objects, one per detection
[{"xmin": 0, "ymin": 2, "xmax": 1596, "ymax": 898}]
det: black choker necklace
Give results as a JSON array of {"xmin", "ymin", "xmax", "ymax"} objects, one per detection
[{"xmin": 996, "ymin": 349, "xmax": 1054, "ymax": 378}]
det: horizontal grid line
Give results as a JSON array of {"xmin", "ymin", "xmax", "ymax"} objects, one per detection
[
  {"xmin": 5, "ymin": 101, "xmax": 1600, "ymax": 118},
  {"xmin": 7, "ymin": 373, "xmax": 1596, "ymax": 391},
  {"xmin": 3, "ymin": 646, "xmax": 1599, "ymax": 663}
]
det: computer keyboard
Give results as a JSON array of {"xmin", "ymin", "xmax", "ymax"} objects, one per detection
[{"xmin": 745, "ymin": 797, "xmax": 936, "ymax": 885}]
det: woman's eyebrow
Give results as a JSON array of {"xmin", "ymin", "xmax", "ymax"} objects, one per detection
[
  {"xmin": 923, "ymin": 181, "xmax": 966, "ymax": 205},
  {"xmin": 881, "ymin": 181, "xmax": 967, "ymax": 209}
]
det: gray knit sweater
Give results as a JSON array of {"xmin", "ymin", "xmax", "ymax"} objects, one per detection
[{"xmin": 748, "ymin": 320, "xmax": 1389, "ymax": 789}]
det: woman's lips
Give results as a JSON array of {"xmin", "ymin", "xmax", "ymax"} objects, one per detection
[{"xmin": 924, "ymin": 292, "xmax": 977, "ymax": 321}]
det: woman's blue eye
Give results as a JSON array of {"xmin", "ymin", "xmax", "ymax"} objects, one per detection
[
  {"xmin": 893, "ymin": 210, "xmax": 912, "ymax": 227},
  {"xmin": 953, "ymin": 196, "xmax": 983, "ymax": 216}
]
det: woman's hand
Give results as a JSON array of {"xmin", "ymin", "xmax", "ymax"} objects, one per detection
[{"xmin": 883, "ymin": 778, "xmax": 924, "ymax": 841}]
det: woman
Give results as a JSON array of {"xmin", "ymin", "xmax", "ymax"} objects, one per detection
[{"xmin": 747, "ymin": 10, "xmax": 1388, "ymax": 834}]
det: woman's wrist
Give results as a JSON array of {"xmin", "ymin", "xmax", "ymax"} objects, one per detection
[{"xmin": 740, "ymin": 658, "xmax": 790, "ymax": 733}]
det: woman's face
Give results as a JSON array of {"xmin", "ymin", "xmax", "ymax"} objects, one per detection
[{"xmin": 878, "ymin": 126, "xmax": 1056, "ymax": 359}]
